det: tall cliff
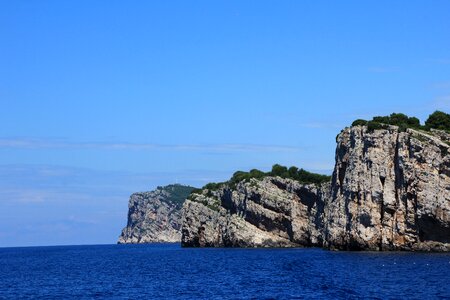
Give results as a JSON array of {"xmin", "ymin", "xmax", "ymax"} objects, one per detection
[
  {"xmin": 181, "ymin": 126, "xmax": 450, "ymax": 251},
  {"xmin": 324, "ymin": 126, "xmax": 450, "ymax": 251},
  {"xmin": 118, "ymin": 184, "xmax": 195, "ymax": 244}
]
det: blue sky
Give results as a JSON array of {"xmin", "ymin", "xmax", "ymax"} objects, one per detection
[{"xmin": 1, "ymin": 1, "xmax": 450, "ymax": 247}]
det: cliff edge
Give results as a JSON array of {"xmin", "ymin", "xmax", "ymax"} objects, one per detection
[{"xmin": 118, "ymin": 184, "xmax": 195, "ymax": 244}]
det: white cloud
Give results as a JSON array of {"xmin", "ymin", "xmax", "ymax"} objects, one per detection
[
  {"xmin": 0, "ymin": 189, "xmax": 49, "ymax": 203},
  {"xmin": 0, "ymin": 188, "xmax": 100, "ymax": 204},
  {"xmin": 0, "ymin": 138, "xmax": 302, "ymax": 153}
]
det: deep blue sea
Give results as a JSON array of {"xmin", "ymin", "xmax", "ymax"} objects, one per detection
[{"xmin": 0, "ymin": 244, "xmax": 449, "ymax": 299}]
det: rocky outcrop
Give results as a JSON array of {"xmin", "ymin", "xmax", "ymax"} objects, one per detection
[
  {"xmin": 325, "ymin": 126, "xmax": 450, "ymax": 251},
  {"xmin": 181, "ymin": 178, "xmax": 329, "ymax": 247},
  {"xmin": 118, "ymin": 184, "xmax": 195, "ymax": 244},
  {"xmin": 181, "ymin": 126, "xmax": 450, "ymax": 251}
]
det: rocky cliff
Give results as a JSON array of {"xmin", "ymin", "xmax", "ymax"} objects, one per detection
[
  {"xmin": 325, "ymin": 126, "xmax": 450, "ymax": 251},
  {"xmin": 181, "ymin": 126, "xmax": 450, "ymax": 251},
  {"xmin": 118, "ymin": 184, "xmax": 195, "ymax": 244},
  {"xmin": 181, "ymin": 177, "xmax": 330, "ymax": 247}
]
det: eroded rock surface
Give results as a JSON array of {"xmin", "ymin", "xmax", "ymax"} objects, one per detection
[
  {"xmin": 181, "ymin": 178, "xmax": 329, "ymax": 248},
  {"xmin": 325, "ymin": 126, "xmax": 450, "ymax": 251},
  {"xmin": 118, "ymin": 184, "xmax": 195, "ymax": 244},
  {"xmin": 181, "ymin": 126, "xmax": 450, "ymax": 251}
]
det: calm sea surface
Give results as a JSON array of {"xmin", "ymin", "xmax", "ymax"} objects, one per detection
[{"xmin": 0, "ymin": 244, "xmax": 449, "ymax": 299}]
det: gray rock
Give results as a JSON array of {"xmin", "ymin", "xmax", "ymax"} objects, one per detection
[
  {"xmin": 181, "ymin": 177, "xmax": 327, "ymax": 247},
  {"xmin": 181, "ymin": 126, "xmax": 450, "ymax": 251},
  {"xmin": 325, "ymin": 126, "xmax": 450, "ymax": 251},
  {"xmin": 118, "ymin": 184, "xmax": 195, "ymax": 244}
]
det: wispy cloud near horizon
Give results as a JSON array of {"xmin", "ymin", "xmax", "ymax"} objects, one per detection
[{"xmin": 0, "ymin": 137, "xmax": 302, "ymax": 153}]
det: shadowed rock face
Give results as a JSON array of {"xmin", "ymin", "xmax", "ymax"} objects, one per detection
[
  {"xmin": 181, "ymin": 126, "xmax": 450, "ymax": 251},
  {"xmin": 118, "ymin": 184, "xmax": 195, "ymax": 244},
  {"xmin": 181, "ymin": 178, "xmax": 330, "ymax": 248}
]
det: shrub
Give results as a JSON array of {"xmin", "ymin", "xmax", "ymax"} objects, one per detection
[
  {"xmin": 425, "ymin": 111, "xmax": 450, "ymax": 131},
  {"xmin": 204, "ymin": 182, "xmax": 223, "ymax": 191},
  {"xmin": 367, "ymin": 121, "xmax": 387, "ymax": 132},
  {"xmin": 352, "ymin": 119, "xmax": 368, "ymax": 126},
  {"xmin": 197, "ymin": 164, "xmax": 331, "ymax": 193},
  {"xmin": 372, "ymin": 116, "xmax": 390, "ymax": 124},
  {"xmin": 389, "ymin": 113, "xmax": 409, "ymax": 125},
  {"xmin": 407, "ymin": 116, "xmax": 421, "ymax": 128},
  {"xmin": 351, "ymin": 112, "xmax": 449, "ymax": 132},
  {"xmin": 159, "ymin": 184, "xmax": 196, "ymax": 207},
  {"xmin": 288, "ymin": 166, "xmax": 299, "ymax": 178},
  {"xmin": 271, "ymin": 164, "xmax": 289, "ymax": 178}
]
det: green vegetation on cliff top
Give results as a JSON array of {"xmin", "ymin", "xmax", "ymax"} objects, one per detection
[
  {"xmin": 193, "ymin": 164, "xmax": 331, "ymax": 194},
  {"xmin": 155, "ymin": 184, "xmax": 196, "ymax": 207},
  {"xmin": 351, "ymin": 111, "xmax": 450, "ymax": 133}
]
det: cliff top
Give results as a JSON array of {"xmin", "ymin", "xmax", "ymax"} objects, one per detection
[
  {"xmin": 190, "ymin": 164, "xmax": 331, "ymax": 198},
  {"xmin": 351, "ymin": 111, "xmax": 450, "ymax": 133},
  {"xmin": 133, "ymin": 184, "xmax": 196, "ymax": 208}
]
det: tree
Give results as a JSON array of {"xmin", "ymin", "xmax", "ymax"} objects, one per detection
[
  {"xmin": 288, "ymin": 166, "xmax": 299, "ymax": 179},
  {"xmin": 352, "ymin": 119, "xmax": 367, "ymax": 126},
  {"xmin": 389, "ymin": 113, "xmax": 409, "ymax": 125},
  {"xmin": 352, "ymin": 112, "xmax": 425, "ymax": 132},
  {"xmin": 372, "ymin": 116, "xmax": 390, "ymax": 124},
  {"xmin": 407, "ymin": 117, "xmax": 420, "ymax": 128},
  {"xmin": 271, "ymin": 164, "xmax": 289, "ymax": 178},
  {"xmin": 425, "ymin": 111, "xmax": 450, "ymax": 131}
]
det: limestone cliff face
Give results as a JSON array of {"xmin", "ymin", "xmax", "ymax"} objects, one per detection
[
  {"xmin": 181, "ymin": 177, "xmax": 329, "ymax": 247},
  {"xmin": 181, "ymin": 126, "xmax": 450, "ymax": 251},
  {"xmin": 325, "ymin": 126, "xmax": 450, "ymax": 251},
  {"xmin": 118, "ymin": 184, "xmax": 195, "ymax": 244}
]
